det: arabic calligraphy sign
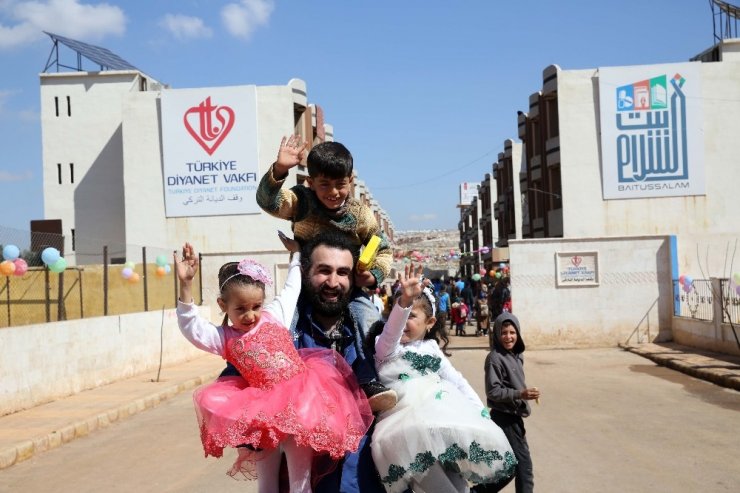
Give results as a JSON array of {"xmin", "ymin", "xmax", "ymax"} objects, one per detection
[
  {"xmin": 556, "ymin": 251, "xmax": 599, "ymax": 287},
  {"xmin": 161, "ymin": 86, "xmax": 260, "ymax": 217},
  {"xmin": 598, "ymin": 62, "xmax": 704, "ymax": 199}
]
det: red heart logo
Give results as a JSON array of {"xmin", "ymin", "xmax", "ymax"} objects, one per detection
[
  {"xmin": 571, "ymin": 256, "xmax": 582, "ymax": 267},
  {"xmin": 183, "ymin": 97, "xmax": 235, "ymax": 156}
]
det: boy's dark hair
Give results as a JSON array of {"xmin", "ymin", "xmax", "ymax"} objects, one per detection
[
  {"xmin": 300, "ymin": 230, "xmax": 360, "ymax": 272},
  {"xmin": 217, "ymin": 262, "xmax": 266, "ymax": 327},
  {"xmin": 365, "ymin": 288, "xmax": 451, "ymax": 357},
  {"xmin": 306, "ymin": 141, "xmax": 353, "ymax": 179}
]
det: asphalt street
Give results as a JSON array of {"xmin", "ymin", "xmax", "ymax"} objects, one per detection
[{"xmin": 1, "ymin": 346, "xmax": 738, "ymax": 492}]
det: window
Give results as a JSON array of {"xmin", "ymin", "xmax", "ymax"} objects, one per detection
[
  {"xmin": 546, "ymin": 98, "xmax": 559, "ymax": 138},
  {"xmin": 57, "ymin": 163, "xmax": 62, "ymax": 184},
  {"xmin": 54, "ymin": 97, "xmax": 59, "ymax": 117},
  {"xmin": 549, "ymin": 167, "xmax": 562, "ymax": 209},
  {"xmin": 71, "ymin": 229, "xmax": 76, "ymax": 251},
  {"xmin": 67, "ymin": 96, "xmax": 71, "ymax": 117},
  {"xmin": 69, "ymin": 163, "xmax": 74, "ymax": 184}
]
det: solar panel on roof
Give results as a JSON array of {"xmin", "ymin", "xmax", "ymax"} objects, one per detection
[{"xmin": 44, "ymin": 31, "xmax": 138, "ymax": 71}]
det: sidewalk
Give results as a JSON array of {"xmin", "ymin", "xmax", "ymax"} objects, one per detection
[
  {"xmin": 619, "ymin": 341, "xmax": 740, "ymax": 391},
  {"xmin": 1, "ymin": 333, "xmax": 737, "ymax": 472}
]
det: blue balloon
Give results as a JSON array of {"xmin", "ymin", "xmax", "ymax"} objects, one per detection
[
  {"xmin": 41, "ymin": 247, "xmax": 60, "ymax": 266},
  {"xmin": 683, "ymin": 276, "xmax": 693, "ymax": 286},
  {"xmin": 2, "ymin": 244, "xmax": 20, "ymax": 261}
]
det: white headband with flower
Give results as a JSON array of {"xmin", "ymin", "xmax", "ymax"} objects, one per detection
[{"xmin": 422, "ymin": 286, "xmax": 437, "ymax": 318}]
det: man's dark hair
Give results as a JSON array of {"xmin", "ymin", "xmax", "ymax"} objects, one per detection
[
  {"xmin": 300, "ymin": 230, "xmax": 360, "ymax": 272},
  {"xmin": 306, "ymin": 141, "xmax": 353, "ymax": 179}
]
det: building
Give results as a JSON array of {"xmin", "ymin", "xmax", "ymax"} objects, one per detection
[
  {"xmin": 39, "ymin": 34, "xmax": 395, "ymax": 315},
  {"xmin": 461, "ymin": 33, "xmax": 740, "ymax": 352}
]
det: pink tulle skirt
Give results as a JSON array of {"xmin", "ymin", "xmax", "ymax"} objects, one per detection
[{"xmin": 193, "ymin": 348, "xmax": 373, "ymax": 469}]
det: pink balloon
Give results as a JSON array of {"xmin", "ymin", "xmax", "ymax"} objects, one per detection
[
  {"xmin": 13, "ymin": 258, "xmax": 28, "ymax": 276},
  {"xmin": 678, "ymin": 275, "xmax": 686, "ymax": 284}
]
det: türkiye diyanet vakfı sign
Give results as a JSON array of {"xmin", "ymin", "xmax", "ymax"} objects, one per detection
[
  {"xmin": 161, "ymin": 86, "xmax": 260, "ymax": 217},
  {"xmin": 598, "ymin": 62, "xmax": 705, "ymax": 199}
]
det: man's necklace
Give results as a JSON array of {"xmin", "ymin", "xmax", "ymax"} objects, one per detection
[{"xmin": 325, "ymin": 313, "xmax": 345, "ymax": 352}]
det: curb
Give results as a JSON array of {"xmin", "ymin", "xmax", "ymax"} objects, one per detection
[
  {"xmin": 0, "ymin": 369, "xmax": 222, "ymax": 471},
  {"xmin": 619, "ymin": 344, "xmax": 740, "ymax": 392}
]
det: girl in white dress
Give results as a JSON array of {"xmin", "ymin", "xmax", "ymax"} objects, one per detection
[{"xmin": 369, "ymin": 264, "xmax": 516, "ymax": 493}]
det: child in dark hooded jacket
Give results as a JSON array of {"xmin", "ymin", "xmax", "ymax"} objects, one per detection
[{"xmin": 478, "ymin": 312, "xmax": 540, "ymax": 493}]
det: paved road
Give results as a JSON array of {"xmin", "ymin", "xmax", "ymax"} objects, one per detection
[{"xmin": 1, "ymin": 347, "xmax": 739, "ymax": 492}]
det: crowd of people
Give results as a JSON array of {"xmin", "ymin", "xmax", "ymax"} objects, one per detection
[{"xmin": 172, "ymin": 136, "xmax": 537, "ymax": 493}]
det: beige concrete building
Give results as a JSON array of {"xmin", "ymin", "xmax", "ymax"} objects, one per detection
[
  {"xmin": 39, "ymin": 36, "xmax": 394, "ymax": 275},
  {"xmin": 462, "ymin": 37, "xmax": 740, "ymax": 353}
]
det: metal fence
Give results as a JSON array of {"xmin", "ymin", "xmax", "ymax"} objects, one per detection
[
  {"xmin": 720, "ymin": 278, "xmax": 740, "ymax": 324},
  {"xmin": 1, "ymin": 225, "xmax": 202, "ymax": 328},
  {"xmin": 672, "ymin": 279, "xmax": 714, "ymax": 321}
]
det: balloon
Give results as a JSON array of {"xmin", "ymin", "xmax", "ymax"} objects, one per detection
[
  {"xmin": 480, "ymin": 246, "xmax": 490, "ymax": 255},
  {"xmin": 499, "ymin": 263, "xmax": 506, "ymax": 268},
  {"xmin": 683, "ymin": 276, "xmax": 693, "ymax": 286},
  {"xmin": 472, "ymin": 273, "xmax": 481, "ymax": 281},
  {"xmin": 13, "ymin": 258, "xmax": 28, "ymax": 276},
  {"xmin": 124, "ymin": 261, "xmax": 136, "ymax": 269},
  {"xmin": 155, "ymin": 254, "xmax": 168, "ymax": 267},
  {"xmin": 736, "ymin": 285, "xmax": 740, "ymax": 296},
  {"xmin": 682, "ymin": 283, "xmax": 692, "ymax": 293},
  {"xmin": 479, "ymin": 267, "xmax": 487, "ymax": 276},
  {"xmin": 678, "ymin": 275, "xmax": 686, "ymax": 285},
  {"xmin": 41, "ymin": 247, "xmax": 60, "ymax": 266},
  {"xmin": 49, "ymin": 257, "xmax": 67, "ymax": 273},
  {"xmin": 164, "ymin": 264, "xmax": 171, "ymax": 274},
  {"xmin": 128, "ymin": 272, "xmax": 140, "ymax": 283},
  {"xmin": 2, "ymin": 244, "xmax": 20, "ymax": 261},
  {"xmin": 0, "ymin": 260, "xmax": 16, "ymax": 276},
  {"xmin": 733, "ymin": 273, "xmax": 740, "ymax": 285},
  {"xmin": 121, "ymin": 267, "xmax": 133, "ymax": 279},
  {"xmin": 489, "ymin": 270, "xmax": 496, "ymax": 277},
  {"xmin": 495, "ymin": 271, "xmax": 502, "ymax": 279},
  {"xmin": 155, "ymin": 266, "xmax": 166, "ymax": 277}
]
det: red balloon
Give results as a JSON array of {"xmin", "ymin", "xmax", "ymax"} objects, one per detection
[{"xmin": 13, "ymin": 258, "xmax": 28, "ymax": 276}]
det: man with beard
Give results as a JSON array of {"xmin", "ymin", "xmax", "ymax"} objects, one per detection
[{"xmin": 219, "ymin": 231, "xmax": 396, "ymax": 492}]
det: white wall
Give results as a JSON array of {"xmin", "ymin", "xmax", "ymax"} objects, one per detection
[
  {"xmin": 0, "ymin": 306, "xmax": 211, "ymax": 416},
  {"xmin": 509, "ymin": 235, "xmax": 674, "ymax": 348},
  {"xmin": 556, "ymin": 61, "xmax": 740, "ymax": 278}
]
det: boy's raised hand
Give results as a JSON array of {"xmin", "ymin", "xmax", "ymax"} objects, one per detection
[
  {"xmin": 398, "ymin": 263, "xmax": 426, "ymax": 309},
  {"xmin": 274, "ymin": 135, "xmax": 309, "ymax": 177},
  {"xmin": 174, "ymin": 242, "xmax": 199, "ymax": 284}
]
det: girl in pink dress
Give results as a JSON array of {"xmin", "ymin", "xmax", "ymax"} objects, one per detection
[{"xmin": 175, "ymin": 241, "xmax": 372, "ymax": 493}]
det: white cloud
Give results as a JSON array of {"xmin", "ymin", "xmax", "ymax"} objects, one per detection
[
  {"xmin": 160, "ymin": 13, "xmax": 212, "ymax": 40},
  {"xmin": 409, "ymin": 213, "xmax": 438, "ymax": 222},
  {"xmin": 0, "ymin": 170, "xmax": 33, "ymax": 182},
  {"xmin": 221, "ymin": 0, "xmax": 273, "ymax": 40},
  {"xmin": 0, "ymin": 0, "xmax": 126, "ymax": 50}
]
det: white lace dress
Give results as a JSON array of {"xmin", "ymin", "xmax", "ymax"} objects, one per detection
[{"xmin": 371, "ymin": 303, "xmax": 516, "ymax": 492}]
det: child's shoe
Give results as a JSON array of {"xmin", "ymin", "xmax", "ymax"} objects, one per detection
[{"xmin": 361, "ymin": 381, "xmax": 397, "ymax": 413}]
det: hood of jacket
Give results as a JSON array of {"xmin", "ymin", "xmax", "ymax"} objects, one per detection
[{"xmin": 492, "ymin": 312, "xmax": 525, "ymax": 354}]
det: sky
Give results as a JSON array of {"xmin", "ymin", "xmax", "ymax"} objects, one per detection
[{"xmin": 0, "ymin": 0, "xmax": 719, "ymax": 234}]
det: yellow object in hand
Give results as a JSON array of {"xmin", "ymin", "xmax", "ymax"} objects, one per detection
[{"xmin": 357, "ymin": 235, "xmax": 381, "ymax": 271}]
